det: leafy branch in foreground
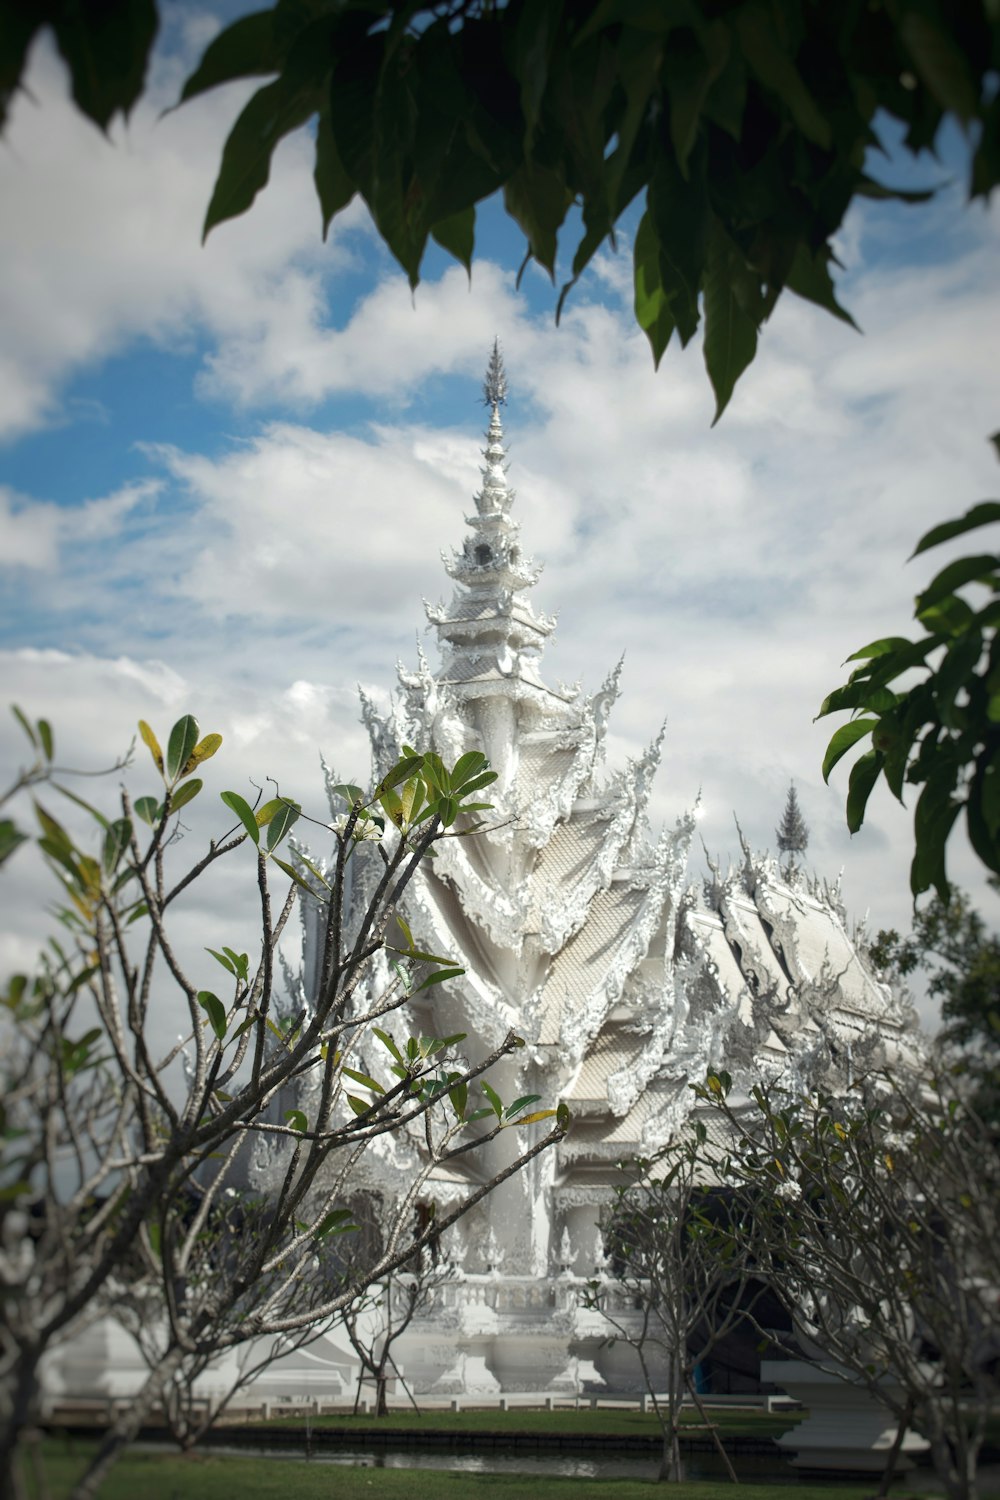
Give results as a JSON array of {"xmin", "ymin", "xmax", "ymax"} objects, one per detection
[
  {"xmin": 3, "ymin": 3, "xmax": 998, "ymax": 420},
  {"xmin": 586, "ymin": 1129, "xmax": 762, "ymax": 1484},
  {"xmin": 819, "ymin": 433, "xmax": 1000, "ymax": 902},
  {"xmin": 698, "ymin": 1069, "xmax": 1000, "ymax": 1500},
  {"xmin": 0, "ymin": 712, "xmax": 565, "ymax": 1500}
]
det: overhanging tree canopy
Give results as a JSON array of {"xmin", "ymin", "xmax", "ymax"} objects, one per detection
[{"xmin": 2, "ymin": 0, "xmax": 998, "ymax": 419}]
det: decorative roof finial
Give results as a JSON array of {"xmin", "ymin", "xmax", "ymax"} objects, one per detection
[
  {"xmin": 483, "ymin": 337, "xmax": 508, "ymax": 408},
  {"xmin": 776, "ymin": 781, "xmax": 809, "ymax": 882}
]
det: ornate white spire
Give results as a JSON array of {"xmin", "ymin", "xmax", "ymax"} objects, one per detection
[
  {"xmin": 424, "ymin": 344, "xmax": 561, "ymax": 715},
  {"xmin": 482, "ymin": 336, "xmax": 508, "ymax": 409}
]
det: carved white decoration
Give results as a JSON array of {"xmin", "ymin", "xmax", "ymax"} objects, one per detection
[{"xmin": 291, "ymin": 349, "xmax": 924, "ymax": 1395}]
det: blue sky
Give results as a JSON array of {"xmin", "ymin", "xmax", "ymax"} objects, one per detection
[{"xmin": 2, "ymin": 4, "xmax": 999, "ymax": 1022}]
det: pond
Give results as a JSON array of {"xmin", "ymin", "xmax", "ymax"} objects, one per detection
[{"xmin": 162, "ymin": 1441, "xmax": 898, "ymax": 1486}]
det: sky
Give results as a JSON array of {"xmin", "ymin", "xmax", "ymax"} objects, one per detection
[{"xmin": 2, "ymin": 5, "xmax": 999, "ymax": 1028}]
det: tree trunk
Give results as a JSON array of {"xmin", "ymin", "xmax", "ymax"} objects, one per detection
[
  {"xmin": 875, "ymin": 1399, "xmax": 913, "ymax": 1499},
  {"xmin": 685, "ymin": 1374, "xmax": 738, "ymax": 1483},
  {"xmin": 656, "ymin": 1350, "xmax": 685, "ymax": 1482},
  {"xmin": 66, "ymin": 1344, "xmax": 187, "ymax": 1500},
  {"xmin": 658, "ymin": 1428, "xmax": 685, "ymax": 1482},
  {"xmin": 0, "ymin": 1348, "xmax": 42, "ymax": 1500}
]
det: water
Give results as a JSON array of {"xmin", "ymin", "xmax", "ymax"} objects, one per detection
[{"xmin": 130, "ymin": 1438, "xmax": 1000, "ymax": 1491}]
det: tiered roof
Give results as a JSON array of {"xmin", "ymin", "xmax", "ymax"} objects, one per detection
[{"xmin": 348, "ymin": 348, "xmax": 919, "ymax": 1218}]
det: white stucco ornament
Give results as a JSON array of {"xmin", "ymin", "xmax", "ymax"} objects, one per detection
[{"xmin": 293, "ymin": 344, "xmax": 921, "ymax": 1396}]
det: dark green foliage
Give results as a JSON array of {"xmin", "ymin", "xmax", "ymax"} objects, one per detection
[
  {"xmin": 0, "ymin": 0, "xmax": 157, "ymax": 132},
  {"xmin": 870, "ymin": 884, "xmax": 1000, "ymax": 1123},
  {"xmin": 819, "ymin": 435, "xmax": 1000, "ymax": 902},
  {"xmin": 3, "ymin": 1, "xmax": 999, "ymax": 419}
]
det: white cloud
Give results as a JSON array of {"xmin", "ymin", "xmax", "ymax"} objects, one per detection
[{"xmin": 0, "ymin": 29, "xmax": 369, "ymax": 440}]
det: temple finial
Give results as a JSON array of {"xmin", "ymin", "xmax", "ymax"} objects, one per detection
[
  {"xmin": 776, "ymin": 781, "xmax": 809, "ymax": 882},
  {"xmin": 483, "ymin": 338, "xmax": 508, "ymax": 408}
]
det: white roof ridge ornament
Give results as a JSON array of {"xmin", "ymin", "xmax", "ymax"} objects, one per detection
[{"xmin": 482, "ymin": 336, "xmax": 508, "ymax": 409}]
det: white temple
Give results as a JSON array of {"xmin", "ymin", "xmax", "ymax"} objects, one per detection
[
  {"xmin": 290, "ymin": 344, "xmax": 917, "ymax": 1396},
  {"xmin": 44, "ymin": 346, "xmax": 918, "ymax": 1414}
]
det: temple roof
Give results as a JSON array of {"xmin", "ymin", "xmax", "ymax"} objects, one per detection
[{"xmin": 337, "ymin": 345, "xmax": 922, "ymax": 1223}]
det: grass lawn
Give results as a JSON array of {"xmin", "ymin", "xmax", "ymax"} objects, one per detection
[
  {"xmin": 259, "ymin": 1406, "xmax": 801, "ymax": 1440},
  {"xmin": 26, "ymin": 1446, "xmax": 937, "ymax": 1500}
]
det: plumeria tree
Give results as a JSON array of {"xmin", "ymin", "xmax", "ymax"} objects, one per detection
[
  {"xmin": 0, "ymin": 710, "xmax": 567, "ymax": 1500},
  {"xmin": 586, "ymin": 1128, "xmax": 763, "ymax": 1484},
  {"xmin": 698, "ymin": 1070, "xmax": 1000, "ymax": 1500}
]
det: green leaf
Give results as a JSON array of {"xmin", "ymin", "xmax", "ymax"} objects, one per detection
[
  {"xmin": 421, "ymin": 752, "xmax": 448, "ymax": 793},
  {"xmin": 455, "ymin": 771, "xmax": 498, "ymax": 797},
  {"xmin": 449, "ymin": 1079, "xmax": 468, "ymax": 1121},
  {"xmin": 138, "ymin": 719, "xmax": 164, "ymax": 774},
  {"xmin": 415, "ymin": 966, "xmax": 464, "ymax": 993},
  {"xmin": 51, "ymin": 0, "xmax": 158, "ymax": 132},
  {"xmin": 481, "ymin": 1081, "xmax": 504, "ymax": 1120},
  {"xmin": 703, "ymin": 218, "xmax": 759, "ymax": 424},
  {"xmin": 0, "ymin": 820, "xmax": 28, "ymax": 868},
  {"xmin": 272, "ymin": 856, "xmax": 324, "ymax": 899},
  {"xmin": 450, "ymin": 751, "xmax": 488, "ymax": 789},
  {"xmin": 221, "ymin": 790, "xmax": 260, "ymax": 844},
  {"xmin": 101, "ymin": 818, "xmax": 132, "ymax": 877},
  {"xmin": 11, "ymin": 704, "xmax": 37, "ymax": 749},
  {"xmin": 822, "ymin": 719, "xmax": 878, "ymax": 783},
  {"xmin": 342, "ymin": 1066, "xmax": 385, "ymax": 1094},
  {"xmin": 204, "ymin": 75, "xmax": 321, "ymax": 240},
  {"xmin": 916, "ymin": 555, "xmax": 999, "ymax": 613},
  {"xmin": 844, "ymin": 636, "xmax": 917, "ymax": 664},
  {"xmin": 346, "ymin": 1095, "xmax": 370, "ymax": 1117},
  {"xmin": 372, "ymin": 1027, "xmax": 403, "ymax": 1063},
  {"xmin": 910, "ymin": 502, "xmax": 1000, "ymax": 559},
  {"xmin": 206, "ymin": 947, "xmax": 237, "ymax": 978},
  {"xmin": 436, "ymin": 796, "xmax": 459, "ymax": 828},
  {"xmin": 223, "ymin": 947, "xmax": 249, "ymax": 981},
  {"xmin": 504, "ymin": 1093, "xmax": 542, "ymax": 1119},
  {"xmin": 180, "ymin": 11, "xmax": 278, "ymax": 103},
  {"xmin": 431, "ymin": 207, "xmax": 475, "ymax": 274},
  {"xmin": 37, "ymin": 719, "xmax": 54, "ymax": 761},
  {"xmin": 295, "ymin": 853, "xmax": 331, "ymax": 890},
  {"xmin": 314, "ymin": 1208, "xmax": 358, "ymax": 1238},
  {"xmin": 168, "ymin": 778, "xmax": 203, "ymax": 814},
  {"xmin": 503, "ymin": 160, "xmax": 572, "ymax": 280},
  {"xmin": 330, "ymin": 783, "xmax": 365, "ymax": 807},
  {"xmin": 734, "ymin": 2, "xmax": 831, "ymax": 149},
  {"xmin": 633, "ymin": 209, "xmax": 675, "ymax": 370},
  {"xmin": 166, "ymin": 715, "xmax": 199, "ymax": 782},
  {"xmin": 664, "ymin": 31, "xmax": 720, "ymax": 174},
  {"xmin": 51, "ymin": 781, "xmax": 111, "ymax": 831},
  {"xmin": 911, "ymin": 773, "xmax": 961, "ymax": 898},
  {"xmin": 197, "ymin": 990, "xmax": 228, "ymax": 1041},
  {"xmin": 846, "ymin": 749, "xmax": 883, "ymax": 834},
  {"xmin": 785, "ymin": 244, "xmax": 858, "ymax": 330},
  {"xmin": 134, "ymin": 796, "xmax": 160, "ymax": 827},
  {"xmin": 315, "ymin": 102, "xmax": 356, "ymax": 238},
  {"xmin": 265, "ymin": 800, "xmax": 301, "ymax": 851},
  {"xmin": 284, "ymin": 1109, "xmax": 308, "ymax": 1134}
]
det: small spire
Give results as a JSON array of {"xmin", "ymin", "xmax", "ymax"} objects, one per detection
[
  {"xmin": 776, "ymin": 782, "xmax": 809, "ymax": 881},
  {"xmin": 482, "ymin": 338, "xmax": 508, "ymax": 408}
]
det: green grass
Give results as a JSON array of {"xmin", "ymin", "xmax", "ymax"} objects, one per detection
[
  {"xmin": 259, "ymin": 1406, "xmax": 801, "ymax": 1440},
  {"xmin": 26, "ymin": 1446, "xmax": 937, "ymax": 1500}
]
